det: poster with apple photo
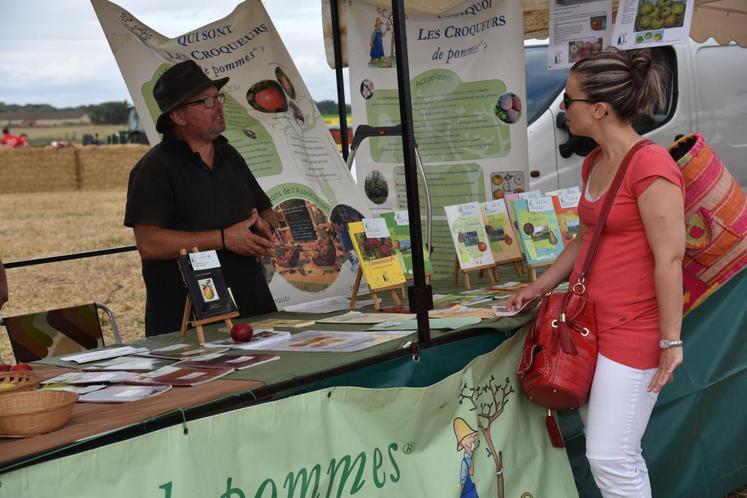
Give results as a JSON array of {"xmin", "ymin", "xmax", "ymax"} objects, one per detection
[
  {"xmin": 549, "ymin": 0, "xmax": 613, "ymax": 70},
  {"xmin": 612, "ymin": 0, "xmax": 695, "ymax": 50},
  {"xmin": 93, "ymin": 0, "xmax": 372, "ymax": 309}
]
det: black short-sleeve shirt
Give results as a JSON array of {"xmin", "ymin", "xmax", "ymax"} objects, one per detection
[{"xmin": 125, "ymin": 134, "xmax": 276, "ymax": 336}]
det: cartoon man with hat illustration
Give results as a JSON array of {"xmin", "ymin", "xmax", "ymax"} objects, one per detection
[{"xmin": 454, "ymin": 417, "xmax": 481, "ymax": 498}]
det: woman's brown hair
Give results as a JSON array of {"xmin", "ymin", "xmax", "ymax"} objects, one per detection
[{"xmin": 570, "ymin": 47, "xmax": 669, "ymax": 122}]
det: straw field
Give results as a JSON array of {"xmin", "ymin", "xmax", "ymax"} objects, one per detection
[{"xmin": 0, "ymin": 145, "xmax": 149, "ymax": 362}]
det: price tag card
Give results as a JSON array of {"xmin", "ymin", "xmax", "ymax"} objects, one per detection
[
  {"xmin": 189, "ymin": 250, "xmax": 220, "ymax": 270},
  {"xmin": 363, "ymin": 218, "xmax": 391, "ymax": 239},
  {"xmin": 528, "ymin": 196, "xmax": 554, "ymax": 212}
]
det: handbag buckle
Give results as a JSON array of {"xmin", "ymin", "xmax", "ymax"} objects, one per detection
[
  {"xmin": 580, "ymin": 327, "xmax": 590, "ymax": 337},
  {"xmin": 572, "ymin": 282, "xmax": 586, "ymax": 295}
]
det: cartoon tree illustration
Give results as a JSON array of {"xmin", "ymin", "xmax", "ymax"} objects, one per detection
[
  {"xmin": 375, "ymin": 7, "xmax": 396, "ymax": 58},
  {"xmin": 458, "ymin": 375, "xmax": 515, "ymax": 498}
]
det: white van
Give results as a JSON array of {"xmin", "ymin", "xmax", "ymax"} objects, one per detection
[{"xmin": 525, "ymin": 39, "xmax": 747, "ymax": 192}]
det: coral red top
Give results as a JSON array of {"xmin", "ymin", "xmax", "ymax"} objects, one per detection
[{"xmin": 569, "ymin": 143, "xmax": 684, "ymax": 370}]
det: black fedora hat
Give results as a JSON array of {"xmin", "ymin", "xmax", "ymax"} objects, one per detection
[{"xmin": 153, "ymin": 60, "xmax": 229, "ymax": 133}]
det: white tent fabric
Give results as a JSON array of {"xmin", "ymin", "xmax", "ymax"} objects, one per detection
[{"xmin": 322, "ymin": 0, "xmax": 746, "ymax": 68}]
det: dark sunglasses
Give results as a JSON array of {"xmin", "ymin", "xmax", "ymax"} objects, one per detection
[
  {"xmin": 563, "ymin": 92, "xmax": 594, "ymax": 108},
  {"xmin": 184, "ymin": 93, "xmax": 225, "ymax": 109}
]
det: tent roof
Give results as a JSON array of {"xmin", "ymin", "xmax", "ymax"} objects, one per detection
[{"xmin": 323, "ymin": 0, "xmax": 746, "ymax": 68}]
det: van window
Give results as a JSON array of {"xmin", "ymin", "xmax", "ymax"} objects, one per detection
[
  {"xmin": 632, "ymin": 46, "xmax": 677, "ymax": 135},
  {"xmin": 525, "ymin": 46, "xmax": 568, "ymax": 125}
]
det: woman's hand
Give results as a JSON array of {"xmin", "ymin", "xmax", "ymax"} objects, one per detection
[
  {"xmin": 648, "ymin": 347, "xmax": 683, "ymax": 393},
  {"xmin": 506, "ymin": 283, "xmax": 543, "ymax": 312}
]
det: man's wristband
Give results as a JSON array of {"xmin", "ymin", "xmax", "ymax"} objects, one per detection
[{"xmin": 220, "ymin": 228, "xmax": 226, "ymax": 250}]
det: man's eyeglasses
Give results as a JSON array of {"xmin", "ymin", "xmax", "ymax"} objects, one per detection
[
  {"xmin": 184, "ymin": 93, "xmax": 225, "ymax": 109},
  {"xmin": 563, "ymin": 92, "xmax": 594, "ymax": 108}
]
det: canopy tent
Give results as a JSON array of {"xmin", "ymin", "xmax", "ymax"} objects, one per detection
[{"xmin": 323, "ymin": 0, "xmax": 746, "ymax": 69}]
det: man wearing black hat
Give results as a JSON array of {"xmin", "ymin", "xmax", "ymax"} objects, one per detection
[{"xmin": 125, "ymin": 60, "xmax": 277, "ymax": 336}]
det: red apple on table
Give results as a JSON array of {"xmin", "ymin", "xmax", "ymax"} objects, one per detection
[
  {"xmin": 231, "ymin": 323, "xmax": 254, "ymax": 342},
  {"xmin": 10, "ymin": 363, "xmax": 32, "ymax": 371}
]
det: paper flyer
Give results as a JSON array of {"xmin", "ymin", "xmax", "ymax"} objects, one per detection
[
  {"xmin": 482, "ymin": 199, "xmax": 522, "ymax": 263},
  {"xmin": 92, "ymin": 0, "xmax": 371, "ymax": 309},
  {"xmin": 347, "ymin": 0, "xmax": 527, "ymax": 277},
  {"xmin": 512, "ymin": 197, "xmax": 564, "ymax": 266},
  {"xmin": 548, "ymin": 0, "xmax": 613, "ymax": 70},
  {"xmin": 348, "ymin": 221, "xmax": 406, "ymax": 290},
  {"xmin": 444, "ymin": 202, "xmax": 495, "ymax": 270},
  {"xmin": 611, "ymin": 0, "xmax": 695, "ymax": 49},
  {"xmin": 263, "ymin": 330, "xmax": 411, "ymax": 352}
]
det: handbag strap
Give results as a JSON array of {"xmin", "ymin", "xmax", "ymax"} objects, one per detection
[{"xmin": 576, "ymin": 139, "xmax": 652, "ymax": 283}]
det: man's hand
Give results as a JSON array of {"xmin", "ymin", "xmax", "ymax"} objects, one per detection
[
  {"xmin": 250, "ymin": 208, "xmax": 274, "ymax": 241},
  {"xmin": 224, "ymin": 211, "xmax": 275, "ymax": 258}
]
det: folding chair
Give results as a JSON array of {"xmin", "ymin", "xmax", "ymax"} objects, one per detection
[{"xmin": 0, "ymin": 303, "xmax": 122, "ymax": 363}]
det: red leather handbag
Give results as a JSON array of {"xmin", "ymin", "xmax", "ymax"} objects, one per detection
[{"xmin": 516, "ymin": 140, "xmax": 652, "ymax": 446}]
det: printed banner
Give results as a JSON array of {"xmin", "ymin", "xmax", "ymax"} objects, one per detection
[
  {"xmin": 0, "ymin": 331, "xmax": 576, "ymax": 497},
  {"xmin": 549, "ymin": 0, "xmax": 613, "ymax": 70},
  {"xmin": 92, "ymin": 0, "xmax": 371, "ymax": 308},
  {"xmin": 612, "ymin": 0, "xmax": 695, "ymax": 49},
  {"xmin": 347, "ymin": 0, "xmax": 528, "ymax": 277}
]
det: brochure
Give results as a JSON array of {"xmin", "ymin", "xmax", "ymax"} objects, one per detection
[
  {"xmin": 444, "ymin": 202, "xmax": 495, "ymax": 270},
  {"xmin": 316, "ymin": 311, "xmax": 416, "ymax": 324},
  {"xmin": 40, "ymin": 383, "xmax": 108, "ymax": 395},
  {"xmin": 512, "ymin": 196, "xmax": 564, "ymax": 266},
  {"xmin": 82, "ymin": 356, "xmax": 172, "ymax": 372},
  {"xmin": 262, "ymin": 330, "xmax": 411, "ymax": 353},
  {"xmin": 549, "ymin": 0, "xmax": 613, "ymax": 70},
  {"xmin": 250, "ymin": 318, "xmax": 317, "ymax": 330},
  {"xmin": 491, "ymin": 295, "xmax": 542, "ymax": 317},
  {"xmin": 552, "ymin": 191, "xmax": 581, "ymax": 247},
  {"xmin": 78, "ymin": 384, "xmax": 172, "ymax": 403},
  {"xmin": 380, "ymin": 211, "xmax": 433, "ymax": 278},
  {"xmin": 177, "ymin": 250, "xmax": 237, "ymax": 320},
  {"xmin": 139, "ymin": 365, "xmax": 234, "ymax": 386},
  {"xmin": 348, "ymin": 220, "xmax": 406, "ymax": 290},
  {"xmin": 142, "ymin": 343, "xmax": 229, "ymax": 360},
  {"xmin": 612, "ymin": 0, "xmax": 695, "ymax": 50},
  {"xmin": 284, "ymin": 296, "xmax": 358, "ymax": 314},
  {"xmin": 43, "ymin": 371, "xmax": 148, "ymax": 385},
  {"xmin": 177, "ymin": 353, "xmax": 280, "ymax": 371},
  {"xmin": 203, "ymin": 330, "xmax": 291, "ymax": 351},
  {"xmin": 369, "ymin": 317, "xmax": 483, "ymax": 331},
  {"xmin": 428, "ymin": 306, "xmax": 498, "ymax": 319},
  {"xmin": 482, "ymin": 199, "xmax": 522, "ymax": 263},
  {"xmin": 60, "ymin": 346, "xmax": 149, "ymax": 364}
]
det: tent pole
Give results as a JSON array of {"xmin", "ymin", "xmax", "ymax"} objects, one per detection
[
  {"xmin": 329, "ymin": 0, "xmax": 350, "ymax": 160},
  {"xmin": 391, "ymin": 0, "xmax": 432, "ymax": 346}
]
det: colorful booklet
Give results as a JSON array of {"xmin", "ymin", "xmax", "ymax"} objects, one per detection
[
  {"xmin": 481, "ymin": 199, "xmax": 522, "ymax": 263},
  {"xmin": 380, "ymin": 211, "xmax": 433, "ymax": 278},
  {"xmin": 348, "ymin": 220, "xmax": 406, "ymax": 290},
  {"xmin": 444, "ymin": 202, "xmax": 495, "ymax": 270},
  {"xmin": 177, "ymin": 353, "xmax": 279, "ymax": 371},
  {"xmin": 512, "ymin": 196, "xmax": 564, "ymax": 266},
  {"xmin": 177, "ymin": 250, "xmax": 237, "ymax": 320},
  {"xmin": 139, "ymin": 365, "xmax": 234, "ymax": 386},
  {"xmin": 82, "ymin": 356, "xmax": 172, "ymax": 372},
  {"xmin": 551, "ymin": 190, "xmax": 581, "ymax": 247}
]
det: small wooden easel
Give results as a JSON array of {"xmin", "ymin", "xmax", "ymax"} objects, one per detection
[
  {"xmin": 452, "ymin": 256, "xmax": 498, "ymax": 289},
  {"xmin": 179, "ymin": 247, "xmax": 239, "ymax": 344},
  {"xmin": 527, "ymin": 261, "xmax": 552, "ymax": 282},
  {"xmin": 349, "ymin": 267, "xmax": 405, "ymax": 311},
  {"xmin": 494, "ymin": 257, "xmax": 526, "ymax": 280}
]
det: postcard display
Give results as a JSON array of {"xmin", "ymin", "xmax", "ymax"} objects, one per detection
[
  {"xmin": 93, "ymin": 0, "xmax": 372, "ymax": 309},
  {"xmin": 347, "ymin": 0, "xmax": 529, "ymax": 279}
]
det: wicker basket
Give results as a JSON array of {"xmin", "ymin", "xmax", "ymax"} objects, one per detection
[
  {"xmin": 0, "ymin": 370, "xmax": 41, "ymax": 396},
  {"xmin": 0, "ymin": 390, "xmax": 78, "ymax": 437}
]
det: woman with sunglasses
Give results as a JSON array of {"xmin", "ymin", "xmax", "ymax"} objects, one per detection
[{"xmin": 509, "ymin": 48, "xmax": 685, "ymax": 497}]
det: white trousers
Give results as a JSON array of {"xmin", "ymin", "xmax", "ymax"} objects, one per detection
[{"xmin": 578, "ymin": 354, "xmax": 659, "ymax": 498}]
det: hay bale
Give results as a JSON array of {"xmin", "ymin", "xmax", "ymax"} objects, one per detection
[
  {"xmin": 0, "ymin": 147, "xmax": 77, "ymax": 194},
  {"xmin": 78, "ymin": 144, "xmax": 148, "ymax": 190}
]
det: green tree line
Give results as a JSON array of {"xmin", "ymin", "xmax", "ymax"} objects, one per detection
[{"xmin": 0, "ymin": 99, "xmax": 351, "ymax": 125}]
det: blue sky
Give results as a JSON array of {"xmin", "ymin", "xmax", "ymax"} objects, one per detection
[{"xmin": 0, "ymin": 0, "xmax": 350, "ymax": 107}]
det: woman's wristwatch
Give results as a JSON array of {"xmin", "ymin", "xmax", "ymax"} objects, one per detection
[{"xmin": 659, "ymin": 338, "xmax": 684, "ymax": 350}]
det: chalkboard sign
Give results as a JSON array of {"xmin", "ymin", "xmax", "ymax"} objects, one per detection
[{"xmin": 283, "ymin": 199, "xmax": 317, "ymax": 242}]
